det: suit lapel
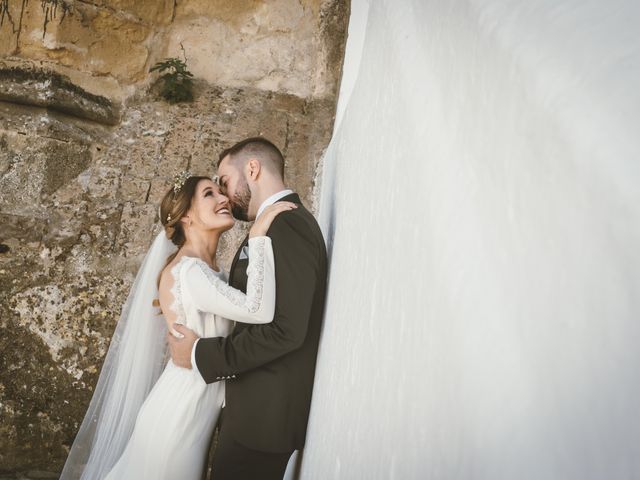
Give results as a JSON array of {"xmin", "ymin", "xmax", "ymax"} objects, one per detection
[
  {"xmin": 229, "ymin": 233, "xmax": 249, "ymax": 283},
  {"xmin": 228, "ymin": 193, "xmax": 301, "ymax": 287}
]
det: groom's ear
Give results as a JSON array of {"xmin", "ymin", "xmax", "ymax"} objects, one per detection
[{"xmin": 246, "ymin": 158, "xmax": 262, "ymax": 181}]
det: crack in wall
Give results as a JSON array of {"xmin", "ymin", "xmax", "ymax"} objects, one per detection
[{"xmin": 13, "ymin": 0, "xmax": 28, "ymax": 53}]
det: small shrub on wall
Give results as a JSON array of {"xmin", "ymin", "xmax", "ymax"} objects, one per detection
[{"xmin": 150, "ymin": 58, "xmax": 194, "ymax": 104}]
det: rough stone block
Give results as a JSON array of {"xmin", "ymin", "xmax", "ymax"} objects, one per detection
[{"xmin": 0, "ymin": 63, "xmax": 121, "ymax": 125}]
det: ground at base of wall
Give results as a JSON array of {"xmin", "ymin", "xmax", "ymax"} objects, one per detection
[{"xmin": 0, "ymin": 472, "xmax": 59, "ymax": 480}]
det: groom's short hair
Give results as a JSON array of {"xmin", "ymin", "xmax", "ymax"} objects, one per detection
[{"xmin": 218, "ymin": 137, "xmax": 285, "ymax": 179}]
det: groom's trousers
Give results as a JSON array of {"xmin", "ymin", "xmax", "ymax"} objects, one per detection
[{"xmin": 212, "ymin": 418, "xmax": 293, "ymax": 480}]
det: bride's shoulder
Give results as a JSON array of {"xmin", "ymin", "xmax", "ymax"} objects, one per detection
[
  {"xmin": 159, "ymin": 256, "xmax": 191, "ymax": 287},
  {"xmin": 162, "ymin": 254, "xmax": 221, "ymax": 284},
  {"xmin": 179, "ymin": 257, "xmax": 225, "ymax": 284}
]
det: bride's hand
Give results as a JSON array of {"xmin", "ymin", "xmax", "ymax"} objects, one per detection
[{"xmin": 249, "ymin": 202, "xmax": 297, "ymax": 237}]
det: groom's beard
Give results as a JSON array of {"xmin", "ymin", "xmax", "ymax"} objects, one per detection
[{"xmin": 231, "ymin": 181, "xmax": 251, "ymax": 221}]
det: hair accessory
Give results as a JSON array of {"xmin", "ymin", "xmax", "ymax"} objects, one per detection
[
  {"xmin": 173, "ymin": 170, "xmax": 192, "ymax": 193},
  {"xmin": 166, "ymin": 213, "xmax": 172, "ymax": 223}
]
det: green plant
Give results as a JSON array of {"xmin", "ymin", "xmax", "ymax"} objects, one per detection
[{"xmin": 150, "ymin": 57, "xmax": 194, "ymax": 104}]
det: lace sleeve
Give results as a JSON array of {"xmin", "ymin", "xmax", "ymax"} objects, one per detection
[{"xmin": 182, "ymin": 237, "xmax": 276, "ymax": 324}]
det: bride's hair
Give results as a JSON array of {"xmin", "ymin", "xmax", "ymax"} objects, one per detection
[{"xmin": 158, "ymin": 175, "xmax": 211, "ymax": 275}]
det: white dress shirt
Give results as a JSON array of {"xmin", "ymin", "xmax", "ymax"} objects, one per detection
[
  {"xmin": 256, "ymin": 189, "xmax": 294, "ymax": 218},
  {"xmin": 190, "ymin": 189, "xmax": 293, "ymax": 377}
]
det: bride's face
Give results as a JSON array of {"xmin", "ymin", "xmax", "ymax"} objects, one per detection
[{"xmin": 185, "ymin": 179, "xmax": 235, "ymax": 233}]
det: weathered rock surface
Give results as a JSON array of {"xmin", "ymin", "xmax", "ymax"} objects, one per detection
[
  {"xmin": 0, "ymin": 62, "xmax": 121, "ymax": 125},
  {"xmin": 165, "ymin": 0, "xmax": 349, "ymax": 98},
  {"xmin": 0, "ymin": 0, "xmax": 349, "ymax": 472},
  {"xmin": 0, "ymin": 0, "xmax": 347, "ymax": 99}
]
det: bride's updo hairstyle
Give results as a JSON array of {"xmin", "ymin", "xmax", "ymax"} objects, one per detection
[
  {"xmin": 160, "ymin": 174, "xmax": 210, "ymax": 245},
  {"xmin": 158, "ymin": 173, "xmax": 211, "ymax": 275}
]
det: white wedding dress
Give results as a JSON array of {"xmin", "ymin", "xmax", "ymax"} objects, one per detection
[{"xmin": 103, "ymin": 236, "xmax": 275, "ymax": 480}]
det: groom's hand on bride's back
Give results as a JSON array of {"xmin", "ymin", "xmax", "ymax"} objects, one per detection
[{"xmin": 167, "ymin": 324, "xmax": 200, "ymax": 369}]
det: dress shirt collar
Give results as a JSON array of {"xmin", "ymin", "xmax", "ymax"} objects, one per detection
[{"xmin": 256, "ymin": 189, "xmax": 293, "ymax": 219}]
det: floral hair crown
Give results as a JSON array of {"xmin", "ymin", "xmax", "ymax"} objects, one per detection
[
  {"xmin": 166, "ymin": 170, "xmax": 192, "ymax": 223},
  {"xmin": 173, "ymin": 170, "xmax": 192, "ymax": 194}
]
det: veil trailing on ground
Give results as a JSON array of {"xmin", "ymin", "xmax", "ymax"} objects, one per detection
[{"xmin": 60, "ymin": 231, "xmax": 177, "ymax": 480}]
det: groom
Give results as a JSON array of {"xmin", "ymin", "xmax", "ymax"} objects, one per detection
[{"xmin": 169, "ymin": 137, "xmax": 328, "ymax": 479}]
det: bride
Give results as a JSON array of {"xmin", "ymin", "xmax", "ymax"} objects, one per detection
[{"xmin": 60, "ymin": 172, "xmax": 296, "ymax": 479}]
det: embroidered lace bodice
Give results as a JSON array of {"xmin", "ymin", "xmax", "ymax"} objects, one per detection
[{"xmin": 168, "ymin": 236, "xmax": 276, "ymax": 338}]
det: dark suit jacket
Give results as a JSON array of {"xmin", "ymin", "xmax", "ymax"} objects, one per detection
[{"xmin": 195, "ymin": 193, "xmax": 328, "ymax": 453}]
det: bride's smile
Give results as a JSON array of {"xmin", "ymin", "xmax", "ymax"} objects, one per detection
[
  {"xmin": 215, "ymin": 204, "xmax": 232, "ymax": 216},
  {"xmin": 182, "ymin": 179, "xmax": 236, "ymax": 234}
]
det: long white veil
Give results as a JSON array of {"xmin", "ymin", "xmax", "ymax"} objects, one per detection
[{"xmin": 60, "ymin": 231, "xmax": 177, "ymax": 480}]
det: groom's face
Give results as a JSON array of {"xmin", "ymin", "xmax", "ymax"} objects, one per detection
[{"xmin": 217, "ymin": 155, "xmax": 252, "ymax": 221}]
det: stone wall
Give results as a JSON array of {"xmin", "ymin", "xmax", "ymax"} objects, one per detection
[
  {"xmin": 0, "ymin": 0, "xmax": 348, "ymax": 473},
  {"xmin": 0, "ymin": 0, "xmax": 347, "ymax": 98}
]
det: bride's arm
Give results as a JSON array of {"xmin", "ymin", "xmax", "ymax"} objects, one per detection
[
  {"xmin": 183, "ymin": 236, "xmax": 276, "ymax": 324},
  {"xmin": 181, "ymin": 201, "xmax": 297, "ymax": 324}
]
